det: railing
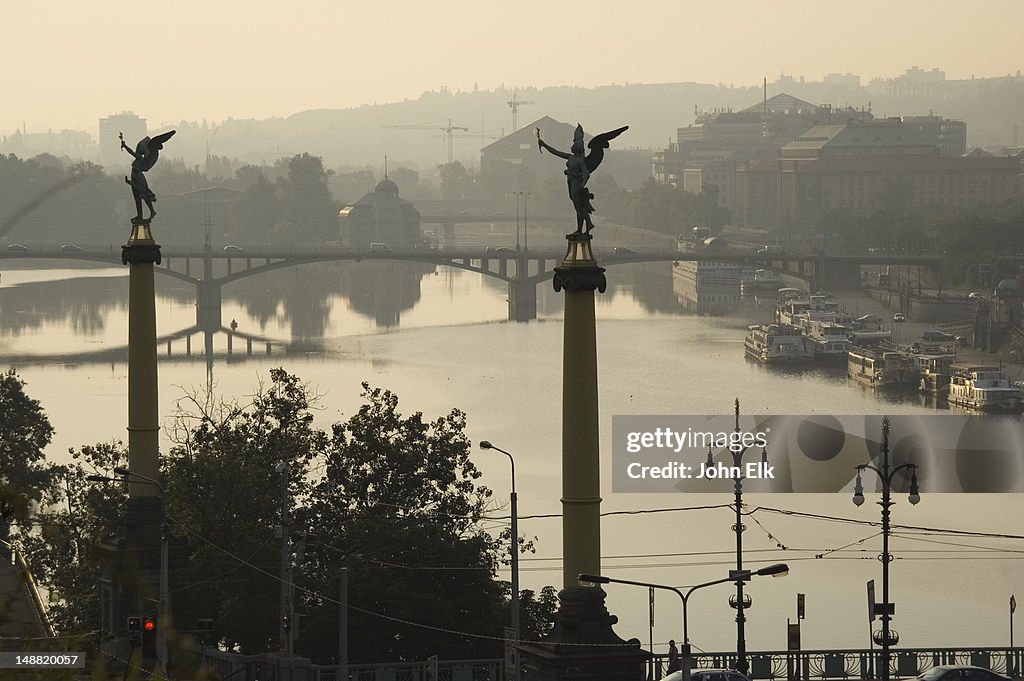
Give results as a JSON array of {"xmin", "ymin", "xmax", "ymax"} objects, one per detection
[
  {"xmin": 0, "ymin": 538, "xmax": 55, "ymax": 638},
  {"xmin": 643, "ymin": 647, "xmax": 1024, "ymax": 680},
  {"xmin": 175, "ymin": 647, "xmax": 1024, "ymax": 681}
]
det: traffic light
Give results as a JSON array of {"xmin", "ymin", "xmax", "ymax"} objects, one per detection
[
  {"xmin": 127, "ymin": 616, "xmax": 142, "ymax": 648},
  {"xmin": 283, "ymin": 615, "xmax": 291, "ymax": 631},
  {"xmin": 142, "ymin": 617, "xmax": 157, "ymax": 659}
]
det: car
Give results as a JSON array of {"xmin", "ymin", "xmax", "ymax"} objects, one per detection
[
  {"xmin": 968, "ymin": 291, "xmax": 987, "ymax": 301},
  {"xmin": 614, "ymin": 246, "xmax": 637, "ymax": 254},
  {"xmin": 663, "ymin": 669, "xmax": 752, "ymax": 681},
  {"xmin": 855, "ymin": 314, "xmax": 881, "ymax": 325},
  {"xmin": 757, "ymin": 245, "xmax": 784, "ymax": 256},
  {"xmin": 893, "ymin": 312, "xmax": 906, "ymax": 322},
  {"xmin": 369, "ymin": 243, "xmax": 393, "ymax": 252},
  {"xmin": 60, "ymin": 244, "xmax": 83, "ymax": 252},
  {"xmin": 6, "ymin": 243, "xmax": 29, "ymax": 252},
  {"xmin": 916, "ymin": 665, "xmax": 1011, "ymax": 681},
  {"xmin": 485, "ymin": 247, "xmax": 516, "ymax": 254},
  {"xmin": 921, "ymin": 329, "xmax": 954, "ymax": 342},
  {"xmin": 223, "ymin": 245, "xmax": 245, "ymax": 252}
]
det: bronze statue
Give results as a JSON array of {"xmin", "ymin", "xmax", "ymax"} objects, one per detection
[
  {"xmin": 120, "ymin": 130, "xmax": 175, "ymax": 223},
  {"xmin": 537, "ymin": 123, "xmax": 627, "ymax": 235}
]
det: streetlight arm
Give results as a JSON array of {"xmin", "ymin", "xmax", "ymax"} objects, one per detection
[{"xmin": 114, "ymin": 466, "xmax": 165, "ymax": 494}]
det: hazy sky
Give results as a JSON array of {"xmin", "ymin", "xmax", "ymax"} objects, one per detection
[{"xmin": 4, "ymin": 0, "xmax": 1023, "ymax": 135}]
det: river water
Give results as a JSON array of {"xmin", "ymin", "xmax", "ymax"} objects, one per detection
[{"xmin": 1, "ymin": 259, "xmax": 1020, "ymax": 654}]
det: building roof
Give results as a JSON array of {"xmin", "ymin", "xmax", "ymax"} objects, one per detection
[
  {"xmin": 481, "ymin": 115, "xmax": 579, "ymax": 153},
  {"xmin": 740, "ymin": 93, "xmax": 818, "ymax": 115},
  {"xmin": 783, "ymin": 121, "xmax": 934, "ymax": 153}
]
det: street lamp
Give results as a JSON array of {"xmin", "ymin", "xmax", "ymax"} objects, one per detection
[
  {"xmin": 579, "ymin": 564, "xmax": 788, "ymax": 681},
  {"xmin": 479, "ymin": 441, "xmax": 519, "ymax": 645},
  {"xmin": 101, "ymin": 466, "xmax": 169, "ymax": 680},
  {"xmin": 852, "ymin": 418, "xmax": 920, "ymax": 681},
  {"xmin": 718, "ymin": 399, "xmax": 769, "ymax": 675}
]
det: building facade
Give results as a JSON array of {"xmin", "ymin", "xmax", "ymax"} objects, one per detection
[{"xmin": 338, "ymin": 177, "xmax": 422, "ymax": 249}]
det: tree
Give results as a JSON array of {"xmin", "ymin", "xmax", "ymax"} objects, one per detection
[
  {"xmin": 17, "ymin": 371, "xmax": 551, "ymax": 664},
  {"xmin": 232, "ymin": 172, "xmax": 282, "ymax": 243},
  {"xmin": 279, "ymin": 153, "xmax": 338, "ymax": 240},
  {"xmin": 295, "ymin": 382, "xmax": 508, "ymax": 662},
  {"xmin": 0, "ymin": 369, "xmax": 56, "ymax": 531}
]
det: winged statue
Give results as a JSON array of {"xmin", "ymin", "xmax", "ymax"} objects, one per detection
[
  {"xmin": 537, "ymin": 124, "xmax": 628, "ymax": 235},
  {"xmin": 120, "ymin": 130, "xmax": 176, "ymax": 224}
]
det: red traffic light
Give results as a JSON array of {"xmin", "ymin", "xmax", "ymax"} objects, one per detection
[{"xmin": 144, "ymin": 619, "xmax": 156, "ymax": 631}]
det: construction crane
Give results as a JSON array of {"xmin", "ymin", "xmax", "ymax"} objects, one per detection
[
  {"xmin": 507, "ymin": 93, "xmax": 535, "ymax": 133},
  {"xmin": 382, "ymin": 118, "xmax": 469, "ymax": 164}
]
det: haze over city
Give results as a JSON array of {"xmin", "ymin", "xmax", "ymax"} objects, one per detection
[{"xmin": 4, "ymin": 0, "xmax": 1024, "ymax": 133}]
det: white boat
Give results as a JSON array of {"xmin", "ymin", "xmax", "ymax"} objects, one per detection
[
  {"xmin": 803, "ymin": 321, "xmax": 852, "ymax": 363},
  {"xmin": 848, "ymin": 345, "xmax": 921, "ymax": 389},
  {"xmin": 915, "ymin": 354, "xmax": 955, "ymax": 395},
  {"xmin": 744, "ymin": 323, "xmax": 814, "ymax": 363},
  {"xmin": 947, "ymin": 364, "xmax": 1023, "ymax": 410}
]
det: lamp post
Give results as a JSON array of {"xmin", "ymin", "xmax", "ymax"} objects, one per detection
[
  {"xmin": 480, "ymin": 441, "xmax": 519, "ymax": 644},
  {"xmin": 852, "ymin": 417, "xmax": 920, "ymax": 681},
  {"xmin": 88, "ymin": 467, "xmax": 169, "ymax": 679},
  {"xmin": 579, "ymin": 564, "xmax": 788, "ymax": 681},
  {"xmin": 717, "ymin": 399, "xmax": 769, "ymax": 675}
]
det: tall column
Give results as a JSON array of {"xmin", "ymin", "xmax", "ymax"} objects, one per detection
[
  {"xmin": 555, "ymin": 234, "xmax": 605, "ymax": 590},
  {"xmin": 122, "ymin": 221, "xmax": 162, "ymax": 497},
  {"xmin": 518, "ymin": 233, "xmax": 645, "ymax": 681},
  {"xmin": 120, "ymin": 220, "xmax": 164, "ymax": 674}
]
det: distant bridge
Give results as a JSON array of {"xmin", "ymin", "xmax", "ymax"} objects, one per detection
[{"xmin": 1, "ymin": 244, "xmax": 952, "ymax": 324}]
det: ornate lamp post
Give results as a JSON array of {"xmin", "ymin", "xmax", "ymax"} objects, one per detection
[
  {"xmin": 852, "ymin": 417, "xmax": 920, "ymax": 681},
  {"xmin": 715, "ymin": 399, "xmax": 769, "ymax": 674},
  {"xmin": 479, "ymin": 441, "xmax": 520, "ymax": 643}
]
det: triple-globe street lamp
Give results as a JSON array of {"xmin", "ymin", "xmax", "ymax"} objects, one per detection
[
  {"xmin": 714, "ymin": 399, "xmax": 769, "ymax": 675},
  {"xmin": 852, "ymin": 417, "xmax": 920, "ymax": 681},
  {"xmin": 579, "ymin": 564, "xmax": 789, "ymax": 681}
]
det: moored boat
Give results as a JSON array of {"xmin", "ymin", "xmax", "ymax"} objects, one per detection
[
  {"xmin": 947, "ymin": 364, "xmax": 1023, "ymax": 410},
  {"xmin": 916, "ymin": 353, "xmax": 956, "ymax": 395},
  {"xmin": 848, "ymin": 345, "xmax": 920, "ymax": 389},
  {"xmin": 744, "ymin": 323, "xmax": 814, "ymax": 363}
]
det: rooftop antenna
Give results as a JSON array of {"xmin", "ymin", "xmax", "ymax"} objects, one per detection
[{"xmin": 384, "ymin": 155, "xmax": 388, "ymax": 180}]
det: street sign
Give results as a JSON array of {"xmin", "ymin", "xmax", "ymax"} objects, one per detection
[
  {"xmin": 797, "ymin": 593, "xmax": 805, "ymax": 620},
  {"xmin": 872, "ymin": 603, "xmax": 895, "ymax": 617},
  {"xmin": 427, "ymin": 655, "xmax": 439, "ymax": 681},
  {"xmin": 504, "ymin": 627, "xmax": 519, "ymax": 681},
  {"xmin": 867, "ymin": 580, "xmax": 876, "ymax": 622}
]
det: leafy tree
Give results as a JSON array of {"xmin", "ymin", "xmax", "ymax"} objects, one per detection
[
  {"xmin": 232, "ymin": 172, "xmax": 282, "ymax": 243},
  {"xmin": 16, "ymin": 371, "xmax": 554, "ymax": 665},
  {"xmin": 295, "ymin": 382, "xmax": 507, "ymax": 662},
  {"xmin": 0, "ymin": 369, "xmax": 56, "ymax": 531},
  {"xmin": 14, "ymin": 442, "xmax": 128, "ymax": 632},
  {"xmin": 279, "ymin": 153, "xmax": 339, "ymax": 240}
]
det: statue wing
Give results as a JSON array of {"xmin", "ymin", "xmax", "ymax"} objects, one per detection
[
  {"xmin": 134, "ymin": 137, "xmax": 152, "ymax": 157},
  {"xmin": 150, "ymin": 130, "xmax": 176, "ymax": 147},
  {"xmin": 585, "ymin": 126, "xmax": 629, "ymax": 172}
]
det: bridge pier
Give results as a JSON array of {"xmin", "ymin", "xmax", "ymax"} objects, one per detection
[
  {"xmin": 196, "ymin": 280, "xmax": 223, "ymax": 331},
  {"xmin": 508, "ymin": 278, "xmax": 538, "ymax": 322}
]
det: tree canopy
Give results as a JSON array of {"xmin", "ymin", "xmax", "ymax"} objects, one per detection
[{"xmin": 14, "ymin": 370, "xmax": 555, "ymax": 665}]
